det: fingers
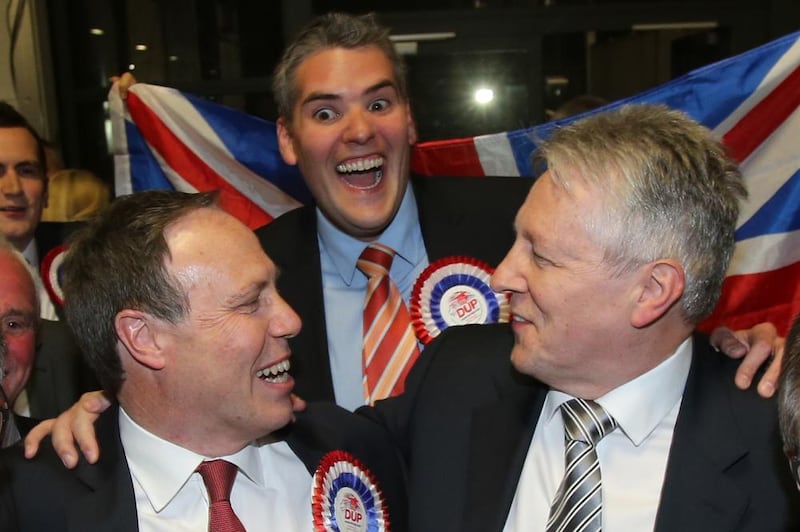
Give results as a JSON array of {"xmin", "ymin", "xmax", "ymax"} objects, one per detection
[
  {"xmin": 709, "ymin": 326, "xmax": 748, "ymax": 359},
  {"xmin": 733, "ymin": 339, "xmax": 774, "ymax": 392},
  {"xmin": 117, "ymin": 72, "xmax": 138, "ymax": 99},
  {"xmin": 755, "ymin": 337, "xmax": 785, "ymax": 398},
  {"xmin": 23, "ymin": 419, "xmax": 55, "ymax": 460}
]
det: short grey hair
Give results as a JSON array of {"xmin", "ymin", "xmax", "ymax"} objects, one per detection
[{"xmin": 537, "ymin": 104, "xmax": 747, "ymax": 324}]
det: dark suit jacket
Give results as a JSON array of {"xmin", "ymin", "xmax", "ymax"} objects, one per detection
[
  {"xmin": 256, "ymin": 175, "xmax": 533, "ymax": 403},
  {"xmin": 26, "ymin": 223, "xmax": 99, "ymax": 419},
  {"xmin": 0, "ymin": 402, "xmax": 408, "ymax": 531},
  {"xmin": 363, "ymin": 323, "xmax": 800, "ymax": 532}
]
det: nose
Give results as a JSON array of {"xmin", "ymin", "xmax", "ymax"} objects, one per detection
[
  {"xmin": 0, "ymin": 169, "xmax": 23, "ymax": 195},
  {"xmin": 342, "ymin": 108, "xmax": 375, "ymax": 144},
  {"xmin": 490, "ymin": 243, "xmax": 526, "ymax": 294},
  {"xmin": 270, "ymin": 295, "xmax": 302, "ymax": 339}
]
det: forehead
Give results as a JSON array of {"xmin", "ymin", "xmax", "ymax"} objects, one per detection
[
  {"xmin": 164, "ymin": 208, "xmax": 273, "ymax": 286},
  {"xmin": 0, "ymin": 253, "xmax": 36, "ymax": 309},
  {"xmin": 293, "ymin": 46, "xmax": 397, "ymax": 97},
  {"xmin": 0, "ymin": 127, "xmax": 39, "ymax": 161}
]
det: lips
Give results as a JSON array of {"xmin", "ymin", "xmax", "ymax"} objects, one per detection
[{"xmin": 256, "ymin": 359, "xmax": 291, "ymax": 384}]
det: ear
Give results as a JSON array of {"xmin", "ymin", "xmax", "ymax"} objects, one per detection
[
  {"xmin": 276, "ymin": 117, "xmax": 298, "ymax": 166},
  {"xmin": 630, "ymin": 260, "xmax": 685, "ymax": 328},
  {"xmin": 406, "ymin": 103, "xmax": 418, "ymax": 146},
  {"xmin": 115, "ymin": 309, "xmax": 167, "ymax": 370}
]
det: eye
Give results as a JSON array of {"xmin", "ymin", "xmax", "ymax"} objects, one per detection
[
  {"xmin": 15, "ymin": 162, "xmax": 43, "ymax": 179},
  {"xmin": 312, "ymin": 108, "xmax": 338, "ymax": 122},
  {"xmin": 369, "ymin": 99, "xmax": 390, "ymax": 112},
  {"xmin": 2, "ymin": 315, "xmax": 34, "ymax": 336}
]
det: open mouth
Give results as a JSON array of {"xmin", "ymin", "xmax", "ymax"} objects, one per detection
[
  {"xmin": 256, "ymin": 359, "xmax": 291, "ymax": 384},
  {"xmin": 336, "ymin": 157, "xmax": 384, "ymax": 190}
]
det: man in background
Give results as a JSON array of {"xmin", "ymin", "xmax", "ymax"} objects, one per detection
[
  {"xmin": 0, "ymin": 236, "xmax": 43, "ymax": 446},
  {"xmin": 0, "ymin": 101, "xmax": 95, "ymax": 419}
]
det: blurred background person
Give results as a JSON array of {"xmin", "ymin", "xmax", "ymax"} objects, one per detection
[
  {"xmin": 40, "ymin": 168, "xmax": 110, "ymax": 222},
  {"xmin": 0, "ymin": 235, "xmax": 43, "ymax": 447}
]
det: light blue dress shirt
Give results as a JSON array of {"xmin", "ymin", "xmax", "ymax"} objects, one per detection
[{"xmin": 317, "ymin": 185, "xmax": 429, "ymax": 410}]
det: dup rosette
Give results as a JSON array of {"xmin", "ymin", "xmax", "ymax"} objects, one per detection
[
  {"xmin": 410, "ymin": 256, "xmax": 510, "ymax": 345},
  {"xmin": 312, "ymin": 450, "xmax": 390, "ymax": 532},
  {"xmin": 40, "ymin": 244, "xmax": 68, "ymax": 308}
]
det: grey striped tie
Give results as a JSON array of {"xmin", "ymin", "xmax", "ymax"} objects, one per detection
[{"xmin": 546, "ymin": 398, "xmax": 618, "ymax": 532}]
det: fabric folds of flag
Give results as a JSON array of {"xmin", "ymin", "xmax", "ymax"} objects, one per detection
[{"xmin": 111, "ymin": 30, "xmax": 800, "ymax": 334}]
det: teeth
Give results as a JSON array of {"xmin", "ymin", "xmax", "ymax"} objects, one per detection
[
  {"xmin": 256, "ymin": 359, "xmax": 291, "ymax": 382},
  {"xmin": 336, "ymin": 157, "xmax": 384, "ymax": 173},
  {"xmin": 512, "ymin": 315, "xmax": 525, "ymax": 322}
]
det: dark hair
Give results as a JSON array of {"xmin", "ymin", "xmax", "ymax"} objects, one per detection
[
  {"xmin": 272, "ymin": 12, "xmax": 408, "ymax": 121},
  {"xmin": 0, "ymin": 101, "xmax": 47, "ymax": 174},
  {"xmin": 62, "ymin": 190, "xmax": 218, "ymax": 394}
]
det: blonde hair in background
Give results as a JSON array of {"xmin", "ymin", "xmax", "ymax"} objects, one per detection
[{"xmin": 40, "ymin": 169, "xmax": 111, "ymax": 222}]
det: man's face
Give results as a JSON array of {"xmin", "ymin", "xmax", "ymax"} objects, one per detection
[
  {"xmin": 153, "ymin": 208, "xmax": 302, "ymax": 445},
  {"xmin": 490, "ymin": 171, "xmax": 640, "ymax": 397},
  {"xmin": 0, "ymin": 128, "xmax": 46, "ymax": 250},
  {"xmin": 277, "ymin": 46, "xmax": 417, "ymax": 241},
  {"xmin": 0, "ymin": 251, "xmax": 37, "ymax": 406}
]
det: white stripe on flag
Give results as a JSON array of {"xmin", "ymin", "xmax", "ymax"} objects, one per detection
[
  {"xmin": 735, "ymin": 107, "xmax": 800, "ymax": 228},
  {"xmin": 713, "ymin": 35, "xmax": 800, "ymax": 138},
  {"xmin": 474, "ymin": 132, "xmax": 520, "ymax": 176},
  {"xmin": 129, "ymin": 84, "xmax": 302, "ymax": 217},
  {"xmin": 109, "ymin": 83, "xmax": 134, "ymax": 196},
  {"xmin": 729, "ymin": 229, "xmax": 800, "ymax": 276}
]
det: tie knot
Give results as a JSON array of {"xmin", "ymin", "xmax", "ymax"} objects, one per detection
[
  {"xmin": 197, "ymin": 459, "xmax": 238, "ymax": 503},
  {"xmin": 560, "ymin": 398, "xmax": 617, "ymax": 446},
  {"xmin": 357, "ymin": 243, "xmax": 396, "ymax": 278}
]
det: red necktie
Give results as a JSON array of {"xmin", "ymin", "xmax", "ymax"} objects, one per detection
[
  {"xmin": 197, "ymin": 460, "xmax": 246, "ymax": 532},
  {"xmin": 357, "ymin": 243, "xmax": 421, "ymax": 404}
]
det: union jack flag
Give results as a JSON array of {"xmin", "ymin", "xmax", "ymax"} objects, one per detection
[{"xmin": 111, "ymin": 30, "xmax": 800, "ymax": 334}]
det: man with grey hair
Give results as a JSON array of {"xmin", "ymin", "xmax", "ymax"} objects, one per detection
[
  {"xmin": 0, "ymin": 235, "xmax": 42, "ymax": 446},
  {"xmin": 364, "ymin": 104, "xmax": 799, "ymax": 530}
]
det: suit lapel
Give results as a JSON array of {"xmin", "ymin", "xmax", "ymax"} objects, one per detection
[
  {"xmin": 654, "ymin": 339, "xmax": 749, "ymax": 532},
  {"xmin": 257, "ymin": 207, "xmax": 335, "ymax": 402},
  {"xmin": 462, "ymin": 381, "xmax": 545, "ymax": 532},
  {"xmin": 66, "ymin": 406, "xmax": 139, "ymax": 532}
]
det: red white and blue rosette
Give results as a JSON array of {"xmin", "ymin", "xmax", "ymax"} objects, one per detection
[
  {"xmin": 312, "ymin": 450, "xmax": 390, "ymax": 532},
  {"xmin": 410, "ymin": 256, "xmax": 510, "ymax": 345},
  {"xmin": 40, "ymin": 244, "xmax": 68, "ymax": 308}
]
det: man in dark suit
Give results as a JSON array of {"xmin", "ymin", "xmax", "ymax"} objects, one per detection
[
  {"xmin": 364, "ymin": 104, "xmax": 799, "ymax": 530},
  {"xmin": 0, "ymin": 237, "xmax": 44, "ymax": 447},
  {"xmin": 0, "ymin": 190, "xmax": 407, "ymax": 531},
  {"xmin": 260, "ymin": 12, "xmax": 778, "ymax": 410},
  {"xmin": 0, "ymin": 102, "xmax": 95, "ymax": 420}
]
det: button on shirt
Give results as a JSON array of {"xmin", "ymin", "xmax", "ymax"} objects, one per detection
[
  {"xmin": 119, "ymin": 408, "xmax": 313, "ymax": 532},
  {"xmin": 318, "ymin": 185, "xmax": 428, "ymax": 411},
  {"xmin": 503, "ymin": 337, "xmax": 693, "ymax": 532}
]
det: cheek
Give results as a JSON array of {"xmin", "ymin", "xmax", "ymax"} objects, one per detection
[{"xmin": 23, "ymin": 181, "xmax": 46, "ymax": 207}]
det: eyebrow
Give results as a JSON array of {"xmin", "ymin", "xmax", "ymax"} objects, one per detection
[
  {"xmin": 225, "ymin": 280, "xmax": 269, "ymax": 306},
  {"xmin": 300, "ymin": 79, "xmax": 398, "ymax": 107}
]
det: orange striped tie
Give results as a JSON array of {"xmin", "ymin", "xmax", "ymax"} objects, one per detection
[{"xmin": 357, "ymin": 243, "xmax": 421, "ymax": 404}]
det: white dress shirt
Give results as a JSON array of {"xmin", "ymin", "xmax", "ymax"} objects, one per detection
[
  {"xmin": 503, "ymin": 337, "xmax": 693, "ymax": 532},
  {"xmin": 119, "ymin": 408, "xmax": 313, "ymax": 531},
  {"xmin": 318, "ymin": 185, "xmax": 428, "ymax": 410}
]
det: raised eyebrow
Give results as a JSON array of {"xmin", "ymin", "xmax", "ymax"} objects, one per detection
[
  {"xmin": 365, "ymin": 80, "xmax": 398, "ymax": 97},
  {"xmin": 300, "ymin": 79, "xmax": 398, "ymax": 108}
]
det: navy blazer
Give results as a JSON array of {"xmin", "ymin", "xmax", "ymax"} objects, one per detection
[
  {"xmin": 0, "ymin": 403, "xmax": 408, "ymax": 531},
  {"xmin": 363, "ymin": 323, "xmax": 800, "ymax": 531},
  {"xmin": 256, "ymin": 175, "xmax": 533, "ymax": 403}
]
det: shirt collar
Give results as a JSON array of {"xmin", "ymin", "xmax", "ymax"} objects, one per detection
[
  {"xmin": 544, "ymin": 336, "xmax": 693, "ymax": 446},
  {"xmin": 316, "ymin": 184, "xmax": 425, "ymax": 285},
  {"xmin": 21, "ymin": 239, "xmax": 38, "ymax": 268},
  {"xmin": 118, "ymin": 407, "xmax": 265, "ymax": 512}
]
